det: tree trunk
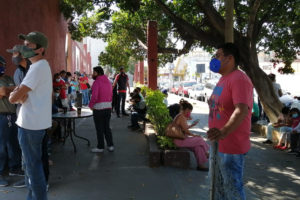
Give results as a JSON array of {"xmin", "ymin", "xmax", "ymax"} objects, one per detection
[{"xmin": 238, "ymin": 44, "xmax": 283, "ymax": 123}]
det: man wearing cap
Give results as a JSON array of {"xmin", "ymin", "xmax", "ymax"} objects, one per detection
[
  {"xmin": 112, "ymin": 67, "xmax": 131, "ymax": 117},
  {"xmin": 9, "ymin": 31, "xmax": 52, "ymax": 200},
  {"xmin": 7, "ymin": 45, "xmax": 30, "ymax": 86},
  {"xmin": 0, "ymin": 56, "xmax": 23, "ymax": 187}
]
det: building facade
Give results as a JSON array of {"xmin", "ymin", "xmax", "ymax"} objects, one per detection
[{"xmin": 0, "ymin": 0, "xmax": 91, "ymax": 76}]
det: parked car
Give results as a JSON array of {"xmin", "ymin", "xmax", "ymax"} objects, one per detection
[
  {"xmin": 177, "ymin": 81, "xmax": 197, "ymax": 97},
  {"xmin": 170, "ymin": 82, "xmax": 180, "ymax": 94},
  {"xmin": 203, "ymin": 82, "xmax": 216, "ymax": 101},
  {"xmin": 188, "ymin": 84, "xmax": 206, "ymax": 101}
]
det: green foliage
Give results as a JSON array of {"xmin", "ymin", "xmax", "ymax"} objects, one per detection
[
  {"xmin": 157, "ymin": 135, "xmax": 177, "ymax": 150},
  {"xmin": 60, "ymin": 0, "xmax": 300, "ymax": 71},
  {"xmin": 144, "ymin": 88, "xmax": 172, "ymax": 136}
]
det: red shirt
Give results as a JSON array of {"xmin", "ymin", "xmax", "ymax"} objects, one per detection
[
  {"xmin": 208, "ymin": 70, "xmax": 253, "ymax": 154},
  {"xmin": 79, "ymin": 76, "xmax": 89, "ymax": 90},
  {"xmin": 53, "ymin": 80, "xmax": 67, "ymax": 99}
]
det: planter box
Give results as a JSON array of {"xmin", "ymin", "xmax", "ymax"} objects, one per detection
[
  {"xmin": 163, "ymin": 149, "xmax": 190, "ymax": 169},
  {"xmin": 144, "ymin": 123, "xmax": 190, "ymax": 168}
]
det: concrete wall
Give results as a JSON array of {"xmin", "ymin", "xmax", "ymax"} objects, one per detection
[
  {"xmin": 0, "ymin": 0, "xmax": 91, "ymax": 77},
  {"xmin": 0, "ymin": 0, "xmax": 69, "ymax": 75}
]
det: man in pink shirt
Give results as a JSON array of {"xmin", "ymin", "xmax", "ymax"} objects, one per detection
[
  {"xmin": 89, "ymin": 66, "xmax": 114, "ymax": 153},
  {"xmin": 207, "ymin": 43, "xmax": 253, "ymax": 200}
]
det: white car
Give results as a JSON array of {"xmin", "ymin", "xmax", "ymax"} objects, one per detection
[
  {"xmin": 203, "ymin": 82, "xmax": 216, "ymax": 101},
  {"xmin": 188, "ymin": 84, "xmax": 206, "ymax": 101}
]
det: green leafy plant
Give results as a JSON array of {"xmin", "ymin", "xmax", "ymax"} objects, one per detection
[
  {"xmin": 145, "ymin": 89, "xmax": 172, "ymax": 136},
  {"xmin": 157, "ymin": 136, "xmax": 177, "ymax": 149},
  {"xmin": 144, "ymin": 87, "xmax": 176, "ymax": 149}
]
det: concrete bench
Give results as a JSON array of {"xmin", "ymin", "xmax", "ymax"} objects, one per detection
[
  {"xmin": 251, "ymin": 123, "xmax": 281, "ymax": 143},
  {"xmin": 144, "ymin": 123, "xmax": 190, "ymax": 168}
]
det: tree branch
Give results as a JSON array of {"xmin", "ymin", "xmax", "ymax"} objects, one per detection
[
  {"xmin": 153, "ymin": 0, "xmax": 223, "ymax": 48},
  {"xmin": 195, "ymin": 0, "xmax": 225, "ymax": 36},
  {"xmin": 247, "ymin": 0, "xmax": 262, "ymax": 42}
]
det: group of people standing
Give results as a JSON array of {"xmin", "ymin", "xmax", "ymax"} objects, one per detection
[
  {"xmin": 0, "ymin": 35, "xmax": 259, "ymax": 200},
  {"xmin": 0, "ymin": 31, "xmax": 52, "ymax": 200}
]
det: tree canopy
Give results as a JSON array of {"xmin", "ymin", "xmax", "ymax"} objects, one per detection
[{"xmin": 60, "ymin": 0, "xmax": 300, "ymax": 121}]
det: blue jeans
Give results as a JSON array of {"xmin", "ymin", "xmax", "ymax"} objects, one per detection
[
  {"xmin": 18, "ymin": 127, "xmax": 47, "ymax": 200},
  {"xmin": 210, "ymin": 151, "xmax": 246, "ymax": 200},
  {"xmin": 81, "ymin": 89, "xmax": 89, "ymax": 105},
  {"xmin": 0, "ymin": 114, "xmax": 21, "ymax": 175}
]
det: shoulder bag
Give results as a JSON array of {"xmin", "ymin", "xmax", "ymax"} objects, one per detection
[{"xmin": 165, "ymin": 115, "xmax": 185, "ymax": 139}]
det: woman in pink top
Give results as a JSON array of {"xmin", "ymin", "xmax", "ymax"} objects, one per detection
[{"xmin": 173, "ymin": 99, "xmax": 209, "ymax": 171}]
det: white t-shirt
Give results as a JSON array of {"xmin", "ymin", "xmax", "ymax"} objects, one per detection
[{"xmin": 16, "ymin": 59, "xmax": 52, "ymax": 130}]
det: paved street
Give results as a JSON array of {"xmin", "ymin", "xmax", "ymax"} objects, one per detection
[{"xmin": 0, "ymin": 94, "xmax": 300, "ymax": 200}]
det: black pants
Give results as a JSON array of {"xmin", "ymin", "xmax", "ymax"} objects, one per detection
[
  {"xmin": 93, "ymin": 109, "xmax": 113, "ymax": 149},
  {"xmin": 290, "ymin": 133, "xmax": 300, "ymax": 151},
  {"xmin": 116, "ymin": 92, "xmax": 126, "ymax": 115},
  {"xmin": 112, "ymin": 90, "xmax": 118, "ymax": 111}
]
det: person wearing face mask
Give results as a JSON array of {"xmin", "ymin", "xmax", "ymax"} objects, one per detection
[
  {"xmin": 172, "ymin": 99, "xmax": 209, "ymax": 171},
  {"xmin": 89, "ymin": 66, "xmax": 114, "ymax": 153},
  {"xmin": 53, "ymin": 73, "xmax": 67, "ymax": 108},
  {"xmin": 9, "ymin": 31, "xmax": 52, "ymax": 200},
  {"xmin": 207, "ymin": 43, "xmax": 253, "ymax": 200},
  {"xmin": 0, "ymin": 56, "xmax": 23, "ymax": 187},
  {"xmin": 6, "ymin": 45, "xmax": 31, "ymax": 86},
  {"xmin": 285, "ymin": 104, "xmax": 300, "ymax": 157}
]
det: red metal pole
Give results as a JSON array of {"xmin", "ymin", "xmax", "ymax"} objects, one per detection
[{"xmin": 147, "ymin": 21, "xmax": 158, "ymax": 90}]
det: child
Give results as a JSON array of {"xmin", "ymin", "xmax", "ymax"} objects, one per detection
[{"xmin": 286, "ymin": 107, "xmax": 300, "ymax": 156}]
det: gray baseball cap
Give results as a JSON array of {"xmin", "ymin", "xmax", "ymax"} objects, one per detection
[
  {"xmin": 6, "ymin": 45, "xmax": 23, "ymax": 53},
  {"xmin": 18, "ymin": 31, "xmax": 48, "ymax": 49}
]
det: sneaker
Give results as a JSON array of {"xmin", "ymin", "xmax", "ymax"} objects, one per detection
[
  {"xmin": 127, "ymin": 125, "xmax": 134, "ymax": 128},
  {"xmin": 273, "ymin": 145, "xmax": 282, "ymax": 149},
  {"xmin": 263, "ymin": 139, "xmax": 273, "ymax": 144},
  {"xmin": 279, "ymin": 146, "xmax": 288, "ymax": 150},
  {"xmin": 0, "ymin": 175, "xmax": 8, "ymax": 187},
  {"xmin": 196, "ymin": 166, "xmax": 209, "ymax": 171},
  {"xmin": 12, "ymin": 179, "xmax": 26, "ymax": 188},
  {"xmin": 122, "ymin": 112, "xmax": 129, "ymax": 116},
  {"xmin": 287, "ymin": 150, "xmax": 298, "ymax": 155},
  {"xmin": 9, "ymin": 169, "xmax": 25, "ymax": 176},
  {"xmin": 91, "ymin": 148, "xmax": 104, "ymax": 153},
  {"xmin": 117, "ymin": 115, "xmax": 121, "ymax": 118},
  {"xmin": 108, "ymin": 146, "xmax": 114, "ymax": 152}
]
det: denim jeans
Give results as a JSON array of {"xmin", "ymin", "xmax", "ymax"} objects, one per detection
[
  {"xmin": 81, "ymin": 89, "xmax": 89, "ymax": 105},
  {"xmin": 209, "ymin": 151, "xmax": 246, "ymax": 200},
  {"xmin": 93, "ymin": 109, "xmax": 113, "ymax": 149},
  {"xmin": 0, "ymin": 114, "xmax": 21, "ymax": 175},
  {"xmin": 116, "ymin": 92, "xmax": 126, "ymax": 115},
  {"xmin": 18, "ymin": 127, "xmax": 47, "ymax": 200}
]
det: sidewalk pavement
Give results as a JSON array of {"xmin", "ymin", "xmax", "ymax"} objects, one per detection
[
  {"xmin": 0, "ymin": 94, "xmax": 300, "ymax": 199},
  {"xmin": 0, "ymin": 107, "xmax": 210, "ymax": 200}
]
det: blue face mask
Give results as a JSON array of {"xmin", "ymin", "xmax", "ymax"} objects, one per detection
[
  {"xmin": 209, "ymin": 58, "xmax": 221, "ymax": 73},
  {"xmin": 292, "ymin": 113, "xmax": 299, "ymax": 118}
]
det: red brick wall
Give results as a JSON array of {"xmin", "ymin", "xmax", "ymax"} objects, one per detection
[{"xmin": 0, "ymin": 0, "xmax": 70, "ymax": 76}]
